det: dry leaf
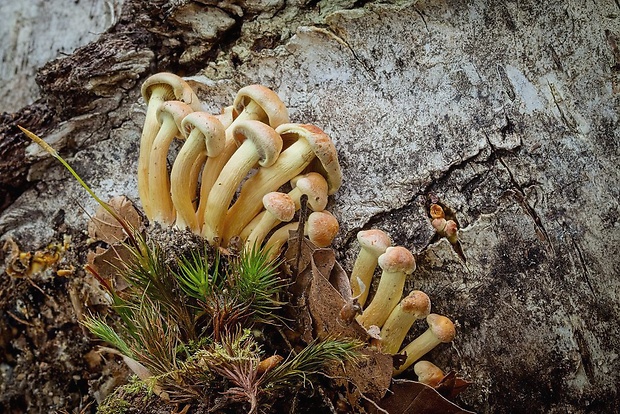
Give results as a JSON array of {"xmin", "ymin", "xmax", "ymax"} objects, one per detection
[
  {"xmin": 86, "ymin": 244, "xmax": 132, "ymax": 290},
  {"xmin": 87, "ymin": 195, "xmax": 141, "ymax": 245},
  {"xmin": 370, "ymin": 379, "xmax": 476, "ymax": 414},
  {"xmin": 284, "ymin": 231, "xmax": 392, "ymax": 401},
  {"xmin": 435, "ymin": 371, "xmax": 472, "ymax": 400}
]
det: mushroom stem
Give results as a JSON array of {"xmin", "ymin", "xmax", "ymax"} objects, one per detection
[
  {"xmin": 263, "ymin": 222, "xmax": 298, "ymax": 260},
  {"xmin": 171, "ymin": 113, "xmax": 225, "ymax": 232},
  {"xmin": 394, "ymin": 314, "xmax": 455, "ymax": 375},
  {"xmin": 245, "ymin": 192, "xmax": 295, "ymax": 249},
  {"xmin": 380, "ymin": 290, "xmax": 431, "ymax": 354},
  {"xmin": 350, "ymin": 229, "xmax": 391, "ymax": 307},
  {"xmin": 138, "ymin": 73, "xmax": 202, "ymax": 218},
  {"xmin": 201, "ymin": 121, "xmax": 282, "ymax": 244},
  {"xmin": 357, "ymin": 246, "xmax": 416, "ymax": 329},
  {"xmin": 147, "ymin": 101, "xmax": 193, "ymax": 225}
]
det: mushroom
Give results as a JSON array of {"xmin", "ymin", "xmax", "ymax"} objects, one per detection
[
  {"xmin": 147, "ymin": 101, "xmax": 193, "ymax": 225},
  {"xmin": 413, "ymin": 360, "xmax": 445, "ymax": 387},
  {"xmin": 394, "ymin": 314, "xmax": 456, "ymax": 375},
  {"xmin": 245, "ymin": 192, "xmax": 296, "ymax": 250},
  {"xmin": 263, "ymin": 211, "xmax": 339, "ymax": 260},
  {"xmin": 430, "ymin": 203, "xmax": 459, "ymax": 244},
  {"xmin": 170, "ymin": 112, "xmax": 225, "ymax": 232},
  {"xmin": 138, "ymin": 73, "xmax": 202, "ymax": 217},
  {"xmin": 221, "ymin": 123, "xmax": 341, "ymax": 244},
  {"xmin": 239, "ymin": 172, "xmax": 329, "ymax": 242},
  {"xmin": 444, "ymin": 220, "xmax": 459, "ymax": 244},
  {"xmin": 197, "ymin": 86, "xmax": 289, "ymax": 231},
  {"xmin": 288, "ymin": 172, "xmax": 329, "ymax": 211},
  {"xmin": 350, "ymin": 229, "xmax": 392, "ymax": 307},
  {"xmin": 380, "ymin": 290, "xmax": 431, "ymax": 354},
  {"xmin": 201, "ymin": 120, "xmax": 283, "ymax": 243},
  {"xmin": 305, "ymin": 210, "xmax": 340, "ymax": 248},
  {"xmin": 356, "ymin": 246, "xmax": 416, "ymax": 329}
]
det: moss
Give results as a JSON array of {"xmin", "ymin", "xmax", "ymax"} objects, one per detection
[{"xmin": 97, "ymin": 377, "xmax": 150, "ymax": 414}]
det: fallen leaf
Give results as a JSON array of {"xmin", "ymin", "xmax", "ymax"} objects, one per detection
[
  {"xmin": 371, "ymin": 379, "xmax": 476, "ymax": 414},
  {"xmin": 284, "ymin": 231, "xmax": 393, "ymax": 401},
  {"xmin": 86, "ymin": 244, "xmax": 132, "ymax": 291},
  {"xmin": 435, "ymin": 371, "xmax": 472, "ymax": 400},
  {"xmin": 87, "ymin": 195, "xmax": 141, "ymax": 245}
]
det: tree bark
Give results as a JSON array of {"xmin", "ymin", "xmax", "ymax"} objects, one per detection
[{"xmin": 1, "ymin": 1, "xmax": 619, "ymax": 413}]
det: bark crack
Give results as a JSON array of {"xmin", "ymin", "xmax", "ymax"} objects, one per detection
[
  {"xmin": 480, "ymin": 129, "xmax": 554, "ymax": 254},
  {"xmin": 568, "ymin": 232, "xmax": 596, "ymax": 296},
  {"xmin": 318, "ymin": 27, "xmax": 377, "ymax": 80}
]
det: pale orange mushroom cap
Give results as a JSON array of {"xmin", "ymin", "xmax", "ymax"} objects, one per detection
[
  {"xmin": 277, "ymin": 123, "xmax": 342, "ymax": 195},
  {"xmin": 426, "ymin": 313, "xmax": 456, "ymax": 343},
  {"xmin": 233, "ymin": 85, "xmax": 289, "ymax": 128},
  {"xmin": 430, "ymin": 204, "xmax": 445, "ymax": 219},
  {"xmin": 378, "ymin": 246, "xmax": 416, "ymax": 275},
  {"xmin": 401, "ymin": 290, "xmax": 431, "ymax": 318},
  {"xmin": 306, "ymin": 211, "xmax": 339, "ymax": 247},
  {"xmin": 141, "ymin": 72, "xmax": 201, "ymax": 110},
  {"xmin": 357, "ymin": 229, "xmax": 392, "ymax": 257},
  {"xmin": 263, "ymin": 192, "xmax": 296, "ymax": 222}
]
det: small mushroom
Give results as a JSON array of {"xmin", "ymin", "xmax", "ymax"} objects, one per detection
[
  {"xmin": 394, "ymin": 314, "xmax": 456, "ymax": 375},
  {"xmin": 171, "ymin": 112, "xmax": 225, "ymax": 232},
  {"xmin": 201, "ymin": 120, "xmax": 283, "ymax": 243},
  {"xmin": 350, "ymin": 229, "xmax": 392, "ymax": 308},
  {"xmin": 306, "ymin": 210, "xmax": 340, "ymax": 248},
  {"xmin": 239, "ymin": 172, "xmax": 328, "ymax": 242},
  {"xmin": 147, "ymin": 101, "xmax": 193, "ymax": 225},
  {"xmin": 444, "ymin": 220, "xmax": 459, "ymax": 244},
  {"xmin": 245, "ymin": 192, "xmax": 296, "ymax": 250},
  {"xmin": 221, "ymin": 123, "xmax": 341, "ymax": 244},
  {"xmin": 357, "ymin": 246, "xmax": 416, "ymax": 329},
  {"xmin": 288, "ymin": 172, "xmax": 329, "ymax": 211},
  {"xmin": 263, "ymin": 211, "xmax": 339, "ymax": 260},
  {"xmin": 380, "ymin": 290, "xmax": 431, "ymax": 354},
  {"xmin": 197, "ymin": 86, "xmax": 289, "ymax": 233},
  {"xmin": 413, "ymin": 361, "xmax": 445, "ymax": 387},
  {"xmin": 138, "ymin": 73, "xmax": 202, "ymax": 217},
  {"xmin": 430, "ymin": 203, "xmax": 459, "ymax": 244}
]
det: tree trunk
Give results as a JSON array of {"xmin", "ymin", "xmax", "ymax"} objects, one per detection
[{"xmin": 1, "ymin": 1, "xmax": 618, "ymax": 413}]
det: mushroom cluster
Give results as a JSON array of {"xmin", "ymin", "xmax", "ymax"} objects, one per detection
[
  {"xmin": 137, "ymin": 73, "xmax": 342, "ymax": 253},
  {"xmin": 430, "ymin": 203, "xmax": 458, "ymax": 244},
  {"xmin": 349, "ymin": 229, "xmax": 456, "ymax": 376}
]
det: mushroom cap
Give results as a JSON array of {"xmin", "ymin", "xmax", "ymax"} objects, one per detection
[
  {"xmin": 400, "ymin": 290, "xmax": 431, "ymax": 319},
  {"xmin": 230, "ymin": 120, "xmax": 283, "ymax": 167},
  {"xmin": 426, "ymin": 313, "xmax": 456, "ymax": 343},
  {"xmin": 180, "ymin": 112, "xmax": 226, "ymax": 157},
  {"xmin": 141, "ymin": 72, "xmax": 201, "ymax": 110},
  {"xmin": 413, "ymin": 361, "xmax": 445, "ymax": 386},
  {"xmin": 357, "ymin": 229, "xmax": 391, "ymax": 256},
  {"xmin": 378, "ymin": 246, "xmax": 416, "ymax": 274},
  {"xmin": 306, "ymin": 211, "xmax": 339, "ymax": 247},
  {"xmin": 444, "ymin": 220, "xmax": 458, "ymax": 237},
  {"xmin": 263, "ymin": 192, "xmax": 296, "ymax": 222},
  {"xmin": 156, "ymin": 101, "xmax": 194, "ymax": 135},
  {"xmin": 233, "ymin": 85, "xmax": 289, "ymax": 128},
  {"xmin": 430, "ymin": 204, "xmax": 445, "ymax": 219},
  {"xmin": 291, "ymin": 172, "xmax": 329, "ymax": 211},
  {"xmin": 432, "ymin": 218, "xmax": 447, "ymax": 232},
  {"xmin": 276, "ymin": 123, "xmax": 342, "ymax": 195}
]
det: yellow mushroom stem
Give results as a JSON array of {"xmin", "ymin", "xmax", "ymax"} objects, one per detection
[{"xmin": 394, "ymin": 314, "xmax": 455, "ymax": 375}]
